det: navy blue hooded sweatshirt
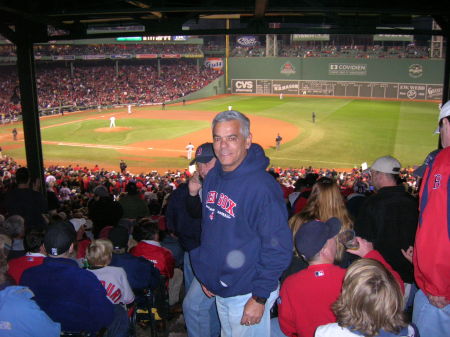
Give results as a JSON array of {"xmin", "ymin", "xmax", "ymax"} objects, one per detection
[{"xmin": 190, "ymin": 143, "xmax": 293, "ymax": 299}]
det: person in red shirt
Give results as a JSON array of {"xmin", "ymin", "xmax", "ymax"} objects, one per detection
[
  {"xmin": 277, "ymin": 217, "xmax": 403, "ymax": 337},
  {"xmin": 8, "ymin": 231, "xmax": 46, "ymax": 284},
  {"xmin": 413, "ymin": 101, "xmax": 450, "ymax": 337},
  {"xmin": 130, "ymin": 219, "xmax": 174, "ymax": 281}
]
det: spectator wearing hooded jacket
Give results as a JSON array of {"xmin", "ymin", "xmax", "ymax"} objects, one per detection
[
  {"xmin": 190, "ymin": 110, "xmax": 293, "ymax": 337},
  {"xmin": 0, "ymin": 250, "xmax": 61, "ymax": 337},
  {"xmin": 20, "ymin": 221, "xmax": 114, "ymax": 334}
]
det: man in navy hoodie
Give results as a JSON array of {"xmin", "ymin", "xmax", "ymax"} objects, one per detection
[
  {"xmin": 190, "ymin": 110, "xmax": 293, "ymax": 337},
  {"xmin": 20, "ymin": 221, "xmax": 114, "ymax": 334}
]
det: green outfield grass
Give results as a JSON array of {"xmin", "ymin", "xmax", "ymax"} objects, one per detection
[
  {"xmin": 41, "ymin": 119, "xmax": 208, "ymax": 145},
  {"xmin": 1, "ymin": 96, "xmax": 440, "ymax": 171}
]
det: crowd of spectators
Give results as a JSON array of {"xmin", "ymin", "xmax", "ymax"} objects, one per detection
[
  {"xmin": 0, "ymin": 149, "xmax": 438, "ymax": 336},
  {"xmin": 0, "ymin": 41, "xmax": 433, "ymax": 59},
  {"xmin": 0, "ymin": 69, "xmax": 21, "ymax": 123},
  {"xmin": 231, "ymin": 45, "xmax": 266, "ymax": 57},
  {"xmin": 0, "ymin": 60, "xmax": 222, "ymax": 117},
  {"xmin": 33, "ymin": 44, "xmax": 202, "ymax": 56},
  {"xmin": 0, "ymin": 44, "xmax": 202, "ymax": 57},
  {"xmin": 270, "ymin": 44, "xmax": 429, "ymax": 58},
  {"xmin": 0, "ymin": 155, "xmax": 421, "ymax": 228}
]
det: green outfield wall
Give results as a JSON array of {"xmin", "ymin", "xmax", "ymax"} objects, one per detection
[
  {"xmin": 229, "ymin": 57, "xmax": 444, "ymax": 100},
  {"xmin": 171, "ymin": 75, "xmax": 225, "ymax": 103}
]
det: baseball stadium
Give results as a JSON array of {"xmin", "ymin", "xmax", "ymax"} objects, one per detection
[
  {"xmin": 1, "ymin": 2, "xmax": 450, "ymax": 337},
  {"xmin": 0, "ymin": 40, "xmax": 444, "ymax": 173}
]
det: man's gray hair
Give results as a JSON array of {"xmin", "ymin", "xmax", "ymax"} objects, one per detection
[{"xmin": 212, "ymin": 110, "xmax": 251, "ymax": 138}]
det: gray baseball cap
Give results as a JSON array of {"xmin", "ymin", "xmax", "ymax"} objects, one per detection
[{"xmin": 370, "ymin": 156, "xmax": 401, "ymax": 175}]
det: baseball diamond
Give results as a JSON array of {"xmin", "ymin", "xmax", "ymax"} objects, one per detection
[{"xmin": 0, "ymin": 95, "xmax": 439, "ymax": 173}]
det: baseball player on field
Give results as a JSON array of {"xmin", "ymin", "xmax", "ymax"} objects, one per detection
[
  {"xmin": 186, "ymin": 142, "xmax": 195, "ymax": 160},
  {"xmin": 109, "ymin": 116, "xmax": 116, "ymax": 128}
]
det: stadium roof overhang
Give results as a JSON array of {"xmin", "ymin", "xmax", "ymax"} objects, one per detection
[
  {"xmin": 0, "ymin": 1, "xmax": 450, "ymax": 42},
  {"xmin": 0, "ymin": 0, "xmax": 449, "ymax": 191}
]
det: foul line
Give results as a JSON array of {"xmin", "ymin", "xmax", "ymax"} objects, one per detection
[
  {"xmin": 42, "ymin": 140, "xmax": 185, "ymax": 153},
  {"xmin": 40, "ymin": 114, "xmax": 115, "ymax": 130}
]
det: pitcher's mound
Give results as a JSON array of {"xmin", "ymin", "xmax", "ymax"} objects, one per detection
[{"xmin": 95, "ymin": 127, "xmax": 131, "ymax": 133}]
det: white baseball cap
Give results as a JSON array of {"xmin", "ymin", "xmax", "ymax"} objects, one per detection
[
  {"xmin": 435, "ymin": 101, "xmax": 450, "ymax": 134},
  {"xmin": 370, "ymin": 156, "xmax": 401, "ymax": 174}
]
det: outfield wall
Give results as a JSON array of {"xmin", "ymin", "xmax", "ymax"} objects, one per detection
[
  {"xmin": 229, "ymin": 58, "xmax": 444, "ymax": 100},
  {"xmin": 171, "ymin": 75, "xmax": 226, "ymax": 103}
]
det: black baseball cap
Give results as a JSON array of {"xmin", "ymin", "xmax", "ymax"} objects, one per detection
[
  {"xmin": 295, "ymin": 217, "xmax": 342, "ymax": 260},
  {"xmin": 190, "ymin": 143, "xmax": 215, "ymax": 165},
  {"xmin": 44, "ymin": 221, "xmax": 76, "ymax": 256},
  {"xmin": 108, "ymin": 226, "xmax": 129, "ymax": 249}
]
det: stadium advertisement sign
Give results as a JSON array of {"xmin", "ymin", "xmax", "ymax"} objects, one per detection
[
  {"xmin": 395, "ymin": 84, "xmax": 426, "ymax": 100},
  {"xmin": 173, "ymin": 36, "xmax": 188, "ymax": 41},
  {"xmin": 184, "ymin": 54, "xmax": 203, "ymax": 58},
  {"xmin": 162, "ymin": 54, "xmax": 181, "ymax": 58},
  {"xmin": 237, "ymin": 36, "xmax": 259, "ymax": 46},
  {"xmin": 231, "ymin": 78, "xmax": 442, "ymax": 100},
  {"xmin": 280, "ymin": 62, "xmax": 296, "ymax": 76},
  {"xmin": 83, "ymin": 55, "xmax": 106, "ymax": 60},
  {"xmin": 232, "ymin": 80, "xmax": 256, "ymax": 93},
  {"xmin": 329, "ymin": 63, "xmax": 367, "ymax": 76},
  {"xmin": 408, "ymin": 64, "xmax": 423, "ymax": 78},
  {"xmin": 116, "ymin": 37, "xmax": 143, "ymax": 41},
  {"xmin": 143, "ymin": 36, "xmax": 172, "ymax": 41},
  {"xmin": 136, "ymin": 54, "xmax": 158, "ymax": 59},
  {"xmin": 52, "ymin": 55, "xmax": 75, "ymax": 61},
  {"xmin": 204, "ymin": 58, "xmax": 224, "ymax": 71},
  {"xmin": 110, "ymin": 54, "xmax": 133, "ymax": 59},
  {"xmin": 373, "ymin": 34, "xmax": 413, "ymax": 42},
  {"xmin": 272, "ymin": 80, "xmax": 300, "ymax": 94},
  {"xmin": 426, "ymin": 85, "xmax": 443, "ymax": 100},
  {"xmin": 292, "ymin": 34, "xmax": 330, "ymax": 41}
]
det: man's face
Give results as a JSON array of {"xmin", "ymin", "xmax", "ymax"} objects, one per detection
[
  {"xmin": 197, "ymin": 157, "xmax": 217, "ymax": 179},
  {"xmin": 440, "ymin": 118, "xmax": 450, "ymax": 148},
  {"xmin": 213, "ymin": 120, "xmax": 251, "ymax": 172}
]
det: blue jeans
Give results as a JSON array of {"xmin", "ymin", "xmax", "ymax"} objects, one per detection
[
  {"xmin": 270, "ymin": 317, "xmax": 288, "ymax": 337},
  {"xmin": 105, "ymin": 304, "xmax": 129, "ymax": 337},
  {"xmin": 215, "ymin": 287, "xmax": 279, "ymax": 337},
  {"xmin": 184, "ymin": 252, "xmax": 195, "ymax": 291},
  {"xmin": 412, "ymin": 289, "xmax": 450, "ymax": 337},
  {"xmin": 183, "ymin": 277, "xmax": 221, "ymax": 337}
]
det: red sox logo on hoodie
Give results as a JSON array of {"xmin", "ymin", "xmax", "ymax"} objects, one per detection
[{"xmin": 206, "ymin": 191, "xmax": 236, "ymax": 219}]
